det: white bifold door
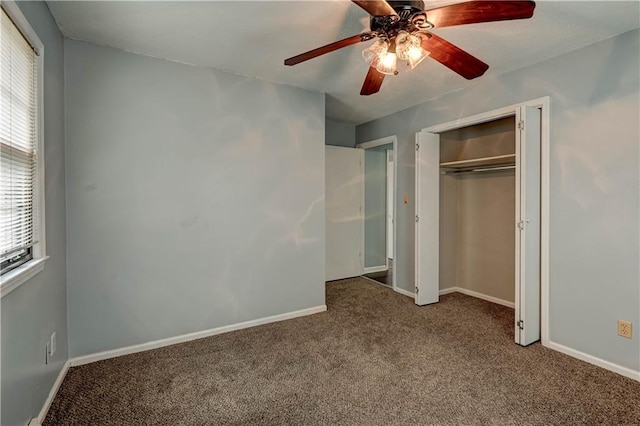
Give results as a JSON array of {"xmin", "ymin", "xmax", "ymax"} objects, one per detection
[
  {"xmin": 415, "ymin": 106, "xmax": 542, "ymax": 346},
  {"xmin": 325, "ymin": 146, "xmax": 364, "ymax": 281},
  {"xmin": 414, "ymin": 131, "xmax": 441, "ymax": 306},
  {"xmin": 515, "ymin": 106, "xmax": 541, "ymax": 346}
]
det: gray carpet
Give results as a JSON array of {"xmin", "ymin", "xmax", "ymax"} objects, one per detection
[{"xmin": 45, "ymin": 278, "xmax": 640, "ymax": 425}]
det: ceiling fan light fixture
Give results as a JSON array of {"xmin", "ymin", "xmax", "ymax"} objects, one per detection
[
  {"xmin": 362, "ymin": 39, "xmax": 388, "ymax": 65},
  {"xmin": 375, "ymin": 51, "xmax": 398, "ymax": 75},
  {"xmin": 285, "ymin": 0, "xmax": 537, "ymax": 96},
  {"xmin": 395, "ymin": 31, "xmax": 420, "ymax": 60},
  {"xmin": 407, "ymin": 46, "xmax": 429, "ymax": 69}
]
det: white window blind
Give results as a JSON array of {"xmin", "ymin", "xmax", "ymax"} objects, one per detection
[{"xmin": 1, "ymin": 7, "xmax": 38, "ymax": 271}]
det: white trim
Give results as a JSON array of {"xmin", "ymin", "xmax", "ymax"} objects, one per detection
[
  {"xmin": 423, "ymin": 97, "xmax": 549, "ymax": 134},
  {"xmin": 357, "ymin": 135, "xmax": 396, "ymax": 150},
  {"xmin": 360, "ymin": 149, "xmax": 365, "ymax": 274},
  {"xmin": 70, "ymin": 305, "xmax": 327, "ymax": 367},
  {"xmin": 438, "ymin": 287, "xmax": 638, "ymax": 382},
  {"xmin": 361, "ymin": 275, "xmax": 390, "ymax": 288},
  {"xmin": 0, "ymin": 257, "xmax": 48, "ymax": 298},
  {"xmin": 394, "ymin": 286, "xmax": 415, "ymax": 299},
  {"xmin": 386, "ymin": 149, "xmax": 394, "ymax": 260},
  {"xmin": 357, "ymin": 135, "xmax": 398, "ymax": 292},
  {"xmin": 414, "ymin": 130, "xmax": 441, "ymax": 306},
  {"xmin": 361, "ymin": 275, "xmax": 414, "ymax": 299},
  {"xmin": 414, "ymin": 131, "xmax": 421, "ymax": 305},
  {"xmin": 1, "ymin": 1, "xmax": 44, "ymax": 51},
  {"xmin": 546, "ymin": 341, "xmax": 640, "ymax": 382},
  {"xmin": 29, "ymin": 360, "xmax": 71, "ymax": 426},
  {"xmin": 420, "ymin": 96, "xmax": 550, "ymax": 345},
  {"xmin": 439, "ymin": 287, "xmax": 515, "ymax": 309},
  {"xmin": 539, "ymin": 98, "xmax": 551, "ymax": 347},
  {"xmin": 391, "ymin": 138, "xmax": 398, "ymax": 293},
  {"xmin": 363, "ymin": 265, "xmax": 388, "ymax": 274}
]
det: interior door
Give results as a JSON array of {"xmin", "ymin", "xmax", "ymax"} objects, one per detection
[
  {"xmin": 414, "ymin": 130, "xmax": 440, "ymax": 305},
  {"xmin": 386, "ymin": 151, "xmax": 394, "ymax": 259},
  {"xmin": 325, "ymin": 146, "xmax": 364, "ymax": 281},
  {"xmin": 515, "ymin": 106, "xmax": 542, "ymax": 345}
]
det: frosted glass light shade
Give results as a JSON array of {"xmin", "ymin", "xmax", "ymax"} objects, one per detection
[
  {"xmin": 396, "ymin": 31, "xmax": 430, "ymax": 69},
  {"xmin": 407, "ymin": 46, "xmax": 430, "ymax": 69},
  {"xmin": 362, "ymin": 40, "xmax": 388, "ymax": 65},
  {"xmin": 395, "ymin": 31, "xmax": 419, "ymax": 61},
  {"xmin": 375, "ymin": 51, "xmax": 397, "ymax": 75}
]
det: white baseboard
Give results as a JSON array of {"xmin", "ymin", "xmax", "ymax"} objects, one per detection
[
  {"xmin": 439, "ymin": 287, "xmax": 514, "ymax": 309},
  {"xmin": 394, "ymin": 287, "xmax": 415, "ymax": 299},
  {"xmin": 360, "ymin": 275, "xmax": 414, "ymax": 299},
  {"xmin": 29, "ymin": 360, "xmax": 71, "ymax": 426},
  {"xmin": 360, "ymin": 275, "xmax": 390, "ymax": 289},
  {"xmin": 546, "ymin": 341, "xmax": 640, "ymax": 382},
  {"xmin": 363, "ymin": 265, "xmax": 388, "ymax": 274},
  {"xmin": 70, "ymin": 305, "xmax": 327, "ymax": 367}
]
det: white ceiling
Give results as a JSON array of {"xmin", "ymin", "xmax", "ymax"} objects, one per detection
[{"xmin": 46, "ymin": 1, "xmax": 640, "ymax": 124}]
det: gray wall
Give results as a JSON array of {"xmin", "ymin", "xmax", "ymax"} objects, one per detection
[
  {"xmin": 326, "ymin": 118, "xmax": 356, "ymax": 147},
  {"xmin": 65, "ymin": 40, "xmax": 326, "ymax": 357},
  {"xmin": 439, "ymin": 174, "xmax": 458, "ymax": 289},
  {"xmin": 1, "ymin": 2, "xmax": 68, "ymax": 425},
  {"xmin": 357, "ymin": 29, "xmax": 640, "ymax": 372},
  {"xmin": 455, "ymin": 171, "xmax": 516, "ymax": 303},
  {"xmin": 364, "ymin": 144, "xmax": 392, "ymax": 268}
]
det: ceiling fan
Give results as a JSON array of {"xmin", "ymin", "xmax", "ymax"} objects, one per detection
[{"xmin": 284, "ymin": 0, "xmax": 536, "ymax": 95}]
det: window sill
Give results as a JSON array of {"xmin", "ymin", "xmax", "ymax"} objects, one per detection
[{"xmin": 1, "ymin": 257, "xmax": 49, "ymax": 299}]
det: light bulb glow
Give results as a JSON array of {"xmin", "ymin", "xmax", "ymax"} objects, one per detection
[
  {"xmin": 407, "ymin": 46, "xmax": 430, "ymax": 69},
  {"xmin": 375, "ymin": 52, "xmax": 397, "ymax": 75},
  {"xmin": 408, "ymin": 46, "xmax": 423, "ymax": 61},
  {"xmin": 380, "ymin": 52, "xmax": 396, "ymax": 68},
  {"xmin": 362, "ymin": 40, "xmax": 388, "ymax": 65},
  {"xmin": 394, "ymin": 31, "xmax": 430, "ymax": 70}
]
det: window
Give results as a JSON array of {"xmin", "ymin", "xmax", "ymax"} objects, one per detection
[{"xmin": 1, "ymin": 3, "xmax": 46, "ymax": 296}]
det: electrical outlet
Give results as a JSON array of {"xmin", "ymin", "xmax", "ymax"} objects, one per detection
[
  {"xmin": 50, "ymin": 332, "xmax": 57, "ymax": 356},
  {"xmin": 618, "ymin": 320, "xmax": 632, "ymax": 339}
]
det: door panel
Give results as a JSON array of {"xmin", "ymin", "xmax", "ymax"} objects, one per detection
[
  {"xmin": 415, "ymin": 131, "xmax": 440, "ymax": 305},
  {"xmin": 515, "ymin": 106, "xmax": 541, "ymax": 345},
  {"xmin": 364, "ymin": 146, "xmax": 391, "ymax": 271},
  {"xmin": 325, "ymin": 146, "xmax": 364, "ymax": 281},
  {"xmin": 387, "ymin": 152, "xmax": 394, "ymax": 259}
]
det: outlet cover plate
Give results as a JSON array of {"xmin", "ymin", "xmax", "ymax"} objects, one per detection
[{"xmin": 618, "ymin": 320, "xmax": 632, "ymax": 339}]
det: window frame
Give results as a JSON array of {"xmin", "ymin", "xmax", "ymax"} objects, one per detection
[{"xmin": 0, "ymin": 0, "xmax": 48, "ymax": 298}]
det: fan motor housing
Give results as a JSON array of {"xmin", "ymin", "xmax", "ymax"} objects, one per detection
[
  {"xmin": 370, "ymin": 0, "xmax": 427, "ymax": 36},
  {"xmin": 388, "ymin": 0, "xmax": 425, "ymax": 13}
]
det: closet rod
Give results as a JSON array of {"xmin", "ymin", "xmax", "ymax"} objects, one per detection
[{"xmin": 441, "ymin": 165, "xmax": 515, "ymax": 175}]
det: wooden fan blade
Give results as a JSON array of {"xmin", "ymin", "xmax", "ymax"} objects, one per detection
[
  {"xmin": 427, "ymin": 1, "xmax": 535, "ymax": 28},
  {"xmin": 360, "ymin": 66, "xmax": 385, "ymax": 96},
  {"xmin": 285, "ymin": 33, "xmax": 373, "ymax": 66},
  {"xmin": 352, "ymin": 0, "xmax": 398, "ymax": 17},
  {"xmin": 420, "ymin": 32, "xmax": 489, "ymax": 80}
]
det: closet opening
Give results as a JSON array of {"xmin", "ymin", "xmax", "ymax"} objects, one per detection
[
  {"xmin": 415, "ymin": 98, "xmax": 549, "ymax": 347},
  {"xmin": 439, "ymin": 116, "xmax": 517, "ymax": 310}
]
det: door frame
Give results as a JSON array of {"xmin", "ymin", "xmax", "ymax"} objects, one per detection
[
  {"xmin": 357, "ymin": 135, "xmax": 398, "ymax": 291},
  {"xmin": 416, "ymin": 96, "xmax": 550, "ymax": 346}
]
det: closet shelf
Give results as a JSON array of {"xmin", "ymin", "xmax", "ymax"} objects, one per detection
[{"xmin": 440, "ymin": 154, "xmax": 516, "ymax": 169}]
